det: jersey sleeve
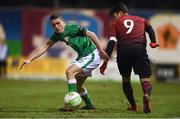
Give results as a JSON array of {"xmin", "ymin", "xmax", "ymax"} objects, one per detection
[
  {"xmin": 145, "ymin": 19, "xmax": 156, "ymax": 43},
  {"xmin": 108, "ymin": 21, "xmax": 116, "ymax": 37},
  {"xmin": 145, "ymin": 19, "xmax": 151, "ymax": 28},
  {"xmin": 67, "ymin": 24, "xmax": 87, "ymax": 36}
]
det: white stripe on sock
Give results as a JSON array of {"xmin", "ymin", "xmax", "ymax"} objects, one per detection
[
  {"xmin": 79, "ymin": 88, "xmax": 88, "ymax": 96},
  {"xmin": 68, "ymin": 79, "xmax": 77, "ymax": 84}
]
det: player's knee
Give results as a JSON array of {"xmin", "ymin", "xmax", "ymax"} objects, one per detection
[{"xmin": 66, "ymin": 68, "xmax": 74, "ymax": 77}]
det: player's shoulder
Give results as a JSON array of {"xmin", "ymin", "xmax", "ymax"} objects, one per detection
[
  {"xmin": 127, "ymin": 15, "xmax": 145, "ymax": 20},
  {"xmin": 66, "ymin": 22, "xmax": 79, "ymax": 28},
  {"xmin": 127, "ymin": 15, "xmax": 147, "ymax": 23},
  {"xmin": 65, "ymin": 22, "xmax": 80, "ymax": 32}
]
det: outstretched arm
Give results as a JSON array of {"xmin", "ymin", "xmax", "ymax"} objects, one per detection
[
  {"xmin": 86, "ymin": 30, "xmax": 109, "ymax": 60},
  {"xmin": 20, "ymin": 40, "xmax": 55, "ymax": 70}
]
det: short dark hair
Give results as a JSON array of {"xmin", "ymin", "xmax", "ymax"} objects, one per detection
[
  {"xmin": 50, "ymin": 13, "xmax": 63, "ymax": 21},
  {"xmin": 109, "ymin": 3, "xmax": 128, "ymax": 17}
]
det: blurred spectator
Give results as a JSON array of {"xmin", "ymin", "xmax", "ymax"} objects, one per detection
[{"xmin": 0, "ymin": 23, "xmax": 8, "ymax": 79}]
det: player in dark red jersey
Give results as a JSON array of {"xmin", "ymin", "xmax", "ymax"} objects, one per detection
[{"xmin": 100, "ymin": 3, "xmax": 159, "ymax": 113}]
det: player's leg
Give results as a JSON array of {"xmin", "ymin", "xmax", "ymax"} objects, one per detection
[
  {"xmin": 134, "ymin": 47, "xmax": 152, "ymax": 113},
  {"xmin": 66, "ymin": 64, "xmax": 82, "ymax": 92},
  {"xmin": 75, "ymin": 49, "xmax": 100, "ymax": 110},
  {"xmin": 65, "ymin": 51, "xmax": 96, "ymax": 92},
  {"xmin": 117, "ymin": 51, "xmax": 137, "ymax": 112},
  {"xmin": 140, "ymin": 77, "xmax": 152, "ymax": 113},
  {"xmin": 122, "ymin": 76, "xmax": 137, "ymax": 111},
  {"xmin": 76, "ymin": 74, "xmax": 95, "ymax": 110},
  {"xmin": 61, "ymin": 51, "xmax": 100, "ymax": 112},
  {"xmin": 140, "ymin": 61, "xmax": 152, "ymax": 113},
  {"xmin": 59, "ymin": 65, "xmax": 82, "ymax": 111},
  {"xmin": 140, "ymin": 77, "xmax": 152, "ymax": 98}
]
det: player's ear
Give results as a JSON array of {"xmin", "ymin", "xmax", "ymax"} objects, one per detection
[
  {"xmin": 119, "ymin": 11, "xmax": 123, "ymax": 16},
  {"xmin": 111, "ymin": 13, "xmax": 116, "ymax": 19}
]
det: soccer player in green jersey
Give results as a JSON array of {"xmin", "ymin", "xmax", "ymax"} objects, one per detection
[{"xmin": 20, "ymin": 13, "xmax": 109, "ymax": 111}]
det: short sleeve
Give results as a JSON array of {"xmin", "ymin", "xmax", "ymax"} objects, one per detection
[{"xmin": 78, "ymin": 26, "xmax": 87, "ymax": 36}]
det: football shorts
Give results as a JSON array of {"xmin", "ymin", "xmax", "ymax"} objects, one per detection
[{"xmin": 73, "ymin": 49, "xmax": 100, "ymax": 77}]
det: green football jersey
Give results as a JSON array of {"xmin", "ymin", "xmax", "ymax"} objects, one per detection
[{"xmin": 50, "ymin": 23, "xmax": 96, "ymax": 60}]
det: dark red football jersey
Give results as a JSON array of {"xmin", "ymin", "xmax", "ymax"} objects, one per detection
[{"xmin": 109, "ymin": 14, "xmax": 150, "ymax": 47}]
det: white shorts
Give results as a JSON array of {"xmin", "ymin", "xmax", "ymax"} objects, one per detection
[{"xmin": 73, "ymin": 49, "xmax": 100, "ymax": 77}]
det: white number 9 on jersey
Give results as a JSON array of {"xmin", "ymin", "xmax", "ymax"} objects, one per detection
[{"xmin": 123, "ymin": 19, "xmax": 134, "ymax": 34}]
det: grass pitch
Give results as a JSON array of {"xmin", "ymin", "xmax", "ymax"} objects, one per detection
[{"xmin": 0, "ymin": 79, "xmax": 180, "ymax": 118}]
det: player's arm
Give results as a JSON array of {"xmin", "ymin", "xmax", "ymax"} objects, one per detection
[
  {"xmin": 20, "ymin": 40, "xmax": 55, "ymax": 70},
  {"xmin": 86, "ymin": 30, "xmax": 109, "ymax": 60},
  {"xmin": 145, "ymin": 21, "xmax": 159, "ymax": 48},
  {"xmin": 105, "ymin": 36, "xmax": 117, "ymax": 58},
  {"xmin": 100, "ymin": 36, "xmax": 117, "ymax": 75}
]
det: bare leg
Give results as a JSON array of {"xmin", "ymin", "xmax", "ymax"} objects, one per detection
[{"xmin": 66, "ymin": 64, "xmax": 82, "ymax": 92}]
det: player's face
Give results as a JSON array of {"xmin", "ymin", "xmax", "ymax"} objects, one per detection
[{"xmin": 51, "ymin": 18, "xmax": 65, "ymax": 33}]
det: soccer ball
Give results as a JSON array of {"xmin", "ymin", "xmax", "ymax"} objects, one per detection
[{"xmin": 64, "ymin": 92, "xmax": 82, "ymax": 107}]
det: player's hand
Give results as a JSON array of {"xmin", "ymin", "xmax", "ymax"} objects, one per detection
[
  {"xmin": 100, "ymin": 59, "xmax": 108, "ymax": 75},
  {"xmin": 20, "ymin": 60, "xmax": 31, "ymax": 70},
  {"xmin": 99, "ymin": 50, "xmax": 109, "ymax": 61},
  {"xmin": 149, "ymin": 42, "xmax": 160, "ymax": 48}
]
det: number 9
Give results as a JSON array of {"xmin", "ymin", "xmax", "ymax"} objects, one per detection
[{"xmin": 124, "ymin": 19, "xmax": 134, "ymax": 34}]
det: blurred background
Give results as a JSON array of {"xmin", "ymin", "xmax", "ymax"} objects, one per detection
[{"xmin": 0, "ymin": 0, "xmax": 180, "ymax": 82}]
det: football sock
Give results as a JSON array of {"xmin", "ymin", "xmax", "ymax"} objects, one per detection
[
  {"xmin": 68, "ymin": 79, "xmax": 77, "ymax": 92},
  {"xmin": 79, "ymin": 88, "xmax": 93, "ymax": 107},
  {"xmin": 122, "ymin": 82, "xmax": 136, "ymax": 106},
  {"xmin": 141, "ymin": 81, "xmax": 152, "ymax": 96}
]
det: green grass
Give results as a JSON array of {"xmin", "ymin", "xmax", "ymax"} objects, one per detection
[{"xmin": 0, "ymin": 79, "xmax": 180, "ymax": 118}]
